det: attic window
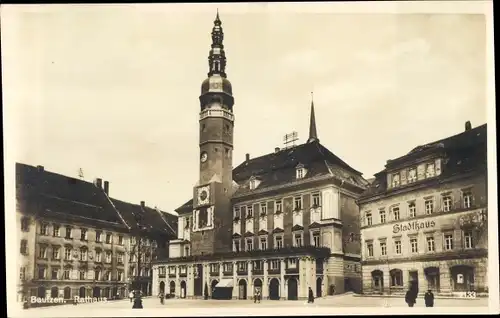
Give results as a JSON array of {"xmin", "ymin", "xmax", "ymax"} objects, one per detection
[
  {"xmin": 296, "ymin": 164, "xmax": 307, "ymax": 179},
  {"xmin": 391, "ymin": 173, "xmax": 400, "ymax": 187},
  {"xmin": 249, "ymin": 177, "xmax": 260, "ymax": 190},
  {"xmin": 249, "ymin": 180, "xmax": 256, "ymax": 190}
]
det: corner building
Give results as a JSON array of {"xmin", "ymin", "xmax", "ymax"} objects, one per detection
[
  {"xmin": 358, "ymin": 122, "xmax": 488, "ymax": 296},
  {"xmin": 152, "ymin": 13, "xmax": 370, "ymax": 301}
]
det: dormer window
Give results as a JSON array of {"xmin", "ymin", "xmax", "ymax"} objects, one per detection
[
  {"xmin": 296, "ymin": 163, "xmax": 307, "ymax": 179},
  {"xmin": 392, "ymin": 173, "xmax": 400, "ymax": 187},
  {"xmin": 408, "ymin": 168, "xmax": 417, "ymax": 183},
  {"xmin": 426, "ymin": 163, "xmax": 435, "ymax": 178},
  {"xmin": 249, "ymin": 176, "xmax": 260, "ymax": 190}
]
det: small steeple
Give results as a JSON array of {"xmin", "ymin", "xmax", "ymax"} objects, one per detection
[
  {"xmin": 307, "ymin": 92, "xmax": 319, "ymax": 143},
  {"xmin": 208, "ymin": 10, "xmax": 227, "ymax": 78}
]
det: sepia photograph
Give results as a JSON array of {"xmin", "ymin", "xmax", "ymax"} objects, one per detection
[{"xmin": 2, "ymin": 1, "xmax": 497, "ymax": 317}]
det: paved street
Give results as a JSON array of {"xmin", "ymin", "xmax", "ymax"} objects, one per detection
[{"xmin": 19, "ymin": 293, "xmax": 488, "ymax": 316}]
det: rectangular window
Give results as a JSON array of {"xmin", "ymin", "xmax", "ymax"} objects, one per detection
[
  {"xmin": 425, "ymin": 199, "xmax": 434, "ymax": 215},
  {"xmin": 64, "ymin": 247, "xmax": 72, "ymax": 260},
  {"xmin": 105, "ymin": 233, "xmax": 112, "ymax": 244},
  {"xmin": 392, "ymin": 206, "xmax": 400, "ymax": 221},
  {"xmin": 39, "ymin": 245, "xmax": 47, "ymax": 259},
  {"xmin": 260, "ymin": 237, "xmax": 267, "ymax": 250},
  {"xmin": 20, "ymin": 267, "xmax": 26, "ymax": 281},
  {"xmin": 233, "ymin": 240, "xmax": 240, "ymax": 253},
  {"xmin": 408, "ymin": 168, "xmax": 417, "ymax": 183},
  {"xmin": 20, "ymin": 240, "xmax": 28, "ymax": 255},
  {"xmin": 426, "ymin": 236, "xmax": 435, "ymax": 252},
  {"xmin": 223, "ymin": 263, "xmax": 232, "ymax": 272},
  {"xmin": 408, "ymin": 202, "xmax": 416, "ymax": 218},
  {"xmin": 21, "ymin": 217, "xmax": 30, "ymax": 232},
  {"xmin": 117, "ymin": 252, "xmax": 124, "ymax": 263},
  {"xmin": 246, "ymin": 238, "xmax": 253, "ymax": 251},
  {"xmin": 463, "ymin": 191, "xmax": 473, "ymax": 209},
  {"xmin": 275, "ymin": 236, "xmax": 283, "ymax": 249},
  {"xmin": 80, "ymin": 249, "xmax": 88, "ymax": 261},
  {"xmin": 118, "ymin": 271, "xmax": 123, "ymax": 281},
  {"xmin": 293, "ymin": 196, "xmax": 302, "ymax": 210},
  {"xmin": 426, "ymin": 162, "xmax": 435, "ymax": 178},
  {"xmin": 51, "ymin": 268, "xmax": 58, "ymax": 280},
  {"xmin": 311, "ymin": 192, "xmax": 321, "ymax": 207},
  {"xmin": 444, "ymin": 234, "xmax": 453, "ymax": 250},
  {"xmin": 270, "ymin": 260, "xmax": 280, "ymax": 270},
  {"xmin": 80, "ymin": 228, "xmax": 88, "ymax": 241},
  {"xmin": 296, "ymin": 168, "xmax": 304, "ymax": 179},
  {"xmin": 288, "ymin": 258, "xmax": 297, "ymax": 268},
  {"xmin": 38, "ymin": 267, "xmax": 46, "ymax": 279},
  {"xmin": 379, "ymin": 210, "xmax": 386, "ymax": 224},
  {"xmin": 40, "ymin": 223, "xmax": 49, "ymax": 235},
  {"xmin": 79, "ymin": 270, "xmax": 86, "ymax": 280},
  {"xmin": 464, "ymin": 231, "xmax": 474, "ymax": 249},
  {"xmin": 96, "ymin": 231, "xmax": 102, "ymax": 242},
  {"xmin": 53, "ymin": 224, "xmax": 60, "ymax": 237},
  {"xmin": 233, "ymin": 207, "xmax": 241, "ymax": 219},
  {"xmin": 380, "ymin": 242, "xmax": 387, "ymax": 256},
  {"xmin": 247, "ymin": 205, "xmax": 253, "ymax": 218},
  {"xmin": 443, "ymin": 196, "xmax": 452, "ymax": 212},
  {"xmin": 65, "ymin": 227, "xmax": 72, "ymax": 239},
  {"xmin": 394, "ymin": 240, "xmax": 402, "ymax": 255},
  {"xmin": 366, "ymin": 243, "xmax": 374, "ymax": 257},
  {"xmin": 52, "ymin": 247, "xmax": 60, "ymax": 260},
  {"xmin": 392, "ymin": 173, "xmax": 400, "ymax": 187},
  {"xmin": 365, "ymin": 212, "xmax": 372, "ymax": 226},
  {"xmin": 312, "ymin": 232, "xmax": 320, "ymax": 247},
  {"xmin": 294, "ymin": 233, "xmax": 303, "ymax": 247},
  {"xmin": 260, "ymin": 203, "xmax": 267, "ymax": 215},
  {"xmin": 95, "ymin": 251, "xmax": 101, "ymax": 262},
  {"xmin": 63, "ymin": 269, "xmax": 70, "ymax": 279},
  {"xmin": 275, "ymin": 200, "xmax": 282, "ymax": 213},
  {"xmin": 118, "ymin": 235, "xmax": 124, "ymax": 245},
  {"xmin": 410, "ymin": 237, "xmax": 418, "ymax": 253}
]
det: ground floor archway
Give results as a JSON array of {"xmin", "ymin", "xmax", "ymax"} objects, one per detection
[
  {"xmin": 424, "ymin": 267, "xmax": 440, "ymax": 292},
  {"xmin": 450, "ymin": 265, "xmax": 475, "ymax": 292},
  {"xmin": 269, "ymin": 278, "xmax": 280, "ymax": 300},
  {"xmin": 180, "ymin": 281, "xmax": 187, "ymax": 298},
  {"xmin": 79, "ymin": 287, "xmax": 86, "ymax": 298},
  {"xmin": 253, "ymin": 278, "xmax": 263, "ymax": 293},
  {"xmin": 159, "ymin": 281, "xmax": 165, "ymax": 293},
  {"xmin": 371, "ymin": 270, "xmax": 384, "ymax": 293},
  {"xmin": 238, "ymin": 279, "xmax": 247, "ymax": 300},
  {"xmin": 92, "ymin": 287, "xmax": 100, "ymax": 298},
  {"xmin": 316, "ymin": 277, "xmax": 323, "ymax": 297},
  {"xmin": 63, "ymin": 287, "xmax": 71, "ymax": 299},
  {"xmin": 50, "ymin": 287, "xmax": 59, "ymax": 298},
  {"xmin": 37, "ymin": 286, "xmax": 46, "ymax": 298},
  {"xmin": 170, "ymin": 281, "xmax": 176, "ymax": 295},
  {"xmin": 287, "ymin": 277, "xmax": 298, "ymax": 300}
]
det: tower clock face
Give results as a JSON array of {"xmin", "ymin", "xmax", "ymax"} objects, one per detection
[
  {"xmin": 200, "ymin": 152, "xmax": 208, "ymax": 163},
  {"xmin": 197, "ymin": 186, "xmax": 210, "ymax": 205}
]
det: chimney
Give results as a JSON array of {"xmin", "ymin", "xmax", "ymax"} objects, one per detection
[
  {"xmin": 140, "ymin": 201, "xmax": 145, "ymax": 208},
  {"xmin": 465, "ymin": 121, "xmax": 472, "ymax": 131},
  {"xmin": 36, "ymin": 165, "xmax": 44, "ymax": 172},
  {"xmin": 275, "ymin": 147, "xmax": 280, "ymax": 153},
  {"xmin": 94, "ymin": 178, "xmax": 102, "ymax": 188},
  {"xmin": 103, "ymin": 181, "xmax": 109, "ymax": 195},
  {"xmin": 245, "ymin": 153, "xmax": 250, "ymax": 161}
]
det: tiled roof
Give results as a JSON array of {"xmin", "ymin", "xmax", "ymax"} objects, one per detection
[
  {"xmin": 16, "ymin": 162, "xmax": 178, "ymax": 238},
  {"xmin": 16, "ymin": 163, "xmax": 127, "ymax": 228},
  {"xmin": 110, "ymin": 198, "xmax": 177, "ymax": 238},
  {"xmin": 176, "ymin": 140, "xmax": 368, "ymax": 212},
  {"xmin": 359, "ymin": 124, "xmax": 487, "ymax": 200}
]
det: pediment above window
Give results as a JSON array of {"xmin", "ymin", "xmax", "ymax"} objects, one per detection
[
  {"xmin": 272, "ymin": 228, "xmax": 284, "ymax": 234},
  {"xmin": 309, "ymin": 222, "xmax": 322, "ymax": 229},
  {"xmin": 232, "ymin": 233, "xmax": 242, "ymax": 239}
]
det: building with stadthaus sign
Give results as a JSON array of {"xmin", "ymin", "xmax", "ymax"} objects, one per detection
[
  {"xmin": 151, "ymin": 12, "xmax": 370, "ymax": 301},
  {"xmin": 357, "ymin": 121, "xmax": 488, "ymax": 296}
]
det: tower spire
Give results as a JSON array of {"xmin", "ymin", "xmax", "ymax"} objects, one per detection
[
  {"xmin": 208, "ymin": 10, "xmax": 227, "ymax": 77},
  {"xmin": 307, "ymin": 92, "xmax": 319, "ymax": 143}
]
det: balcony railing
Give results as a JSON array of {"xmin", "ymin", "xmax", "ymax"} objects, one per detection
[
  {"xmin": 285, "ymin": 267, "xmax": 299, "ymax": 274},
  {"xmin": 252, "ymin": 269, "xmax": 263, "ymax": 275},
  {"xmin": 268, "ymin": 268, "xmax": 280, "ymax": 275},
  {"xmin": 236, "ymin": 269, "xmax": 248, "ymax": 275},
  {"xmin": 209, "ymin": 271, "xmax": 219, "ymax": 277},
  {"xmin": 223, "ymin": 271, "xmax": 233, "ymax": 277}
]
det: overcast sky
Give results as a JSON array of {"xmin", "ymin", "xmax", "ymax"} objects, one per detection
[{"xmin": 2, "ymin": 3, "xmax": 490, "ymax": 214}]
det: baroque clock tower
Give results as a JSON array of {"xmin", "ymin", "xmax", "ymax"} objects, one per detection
[{"xmin": 191, "ymin": 12, "xmax": 235, "ymax": 255}]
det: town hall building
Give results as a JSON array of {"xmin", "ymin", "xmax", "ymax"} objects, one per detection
[{"xmin": 152, "ymin": 12, "xmax": 370, "ymax": 301}]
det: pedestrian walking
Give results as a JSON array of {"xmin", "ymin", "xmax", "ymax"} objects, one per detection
[
  {"xmin": 129, "ymin": 291, "xmax": 134, "ymax": 303},
  {"xmin": 405, "ymin": 282, "xmax": 418, "ymax": 307},
  {"xmin": 308, "ymin": 287, "xmax": 315, "ymax": 303},
  {"xmin": 424, "ymin": 289, "xmax": 434, "ymax": 307},
  {"xmin": 159, "ymin": 291, "xmax": 165, "ymax": 305},
  {"xmin": 254, "ymin": 288, "xmax": 261, "ymax": 303}
]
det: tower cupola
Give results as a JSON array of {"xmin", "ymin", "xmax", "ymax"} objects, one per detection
[{"xmin": 200, "ymin": 10, "xmax": 234, "ymax": 111}]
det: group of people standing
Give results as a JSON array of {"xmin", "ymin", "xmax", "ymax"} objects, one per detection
[{"xmin": 405, "ymin": 281, "xmax": 435, "ymax": 308}]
